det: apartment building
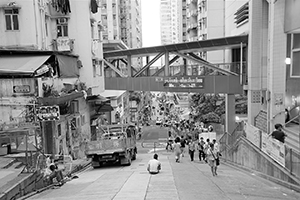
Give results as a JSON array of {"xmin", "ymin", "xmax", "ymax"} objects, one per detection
[
  {"xmin": 0, "ymin": 0, "xmax": 105, "ymax": 159},
  {"xmin": 101, "ymin": 0, "xmax": 142, "ymax": 70},
  {"xmin": 100, "ymin": 0, "xmax": 143, "ymax": 124}
]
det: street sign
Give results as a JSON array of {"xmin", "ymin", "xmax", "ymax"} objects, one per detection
[
  {"xmin": 36, "ymin": 106, "xmax": 60, "ymax": 121},
  {"xmin": 164, "ymin": 76, "xmax": 204, "ymax": 89}
]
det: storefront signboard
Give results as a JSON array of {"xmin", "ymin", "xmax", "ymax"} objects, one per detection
[{"xmin": 36, "ymin": 106, "xmax": 60, "ymax": 121}]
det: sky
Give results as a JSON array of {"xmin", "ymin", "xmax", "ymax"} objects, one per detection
[{"xmin": 141, "ymin": 0, "xmax": 161, "ymax": 47}]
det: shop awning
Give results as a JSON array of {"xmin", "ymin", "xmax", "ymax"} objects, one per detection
[
  {"xmin": 87, "ymin": 95, "xmax": 109, "ymax": 104},
  {"xmin": 97, "ymin": 104, "xmax": 114, "ymax": 112},
  {"xmin": 0, "ymin": 55, "xmax": 51, "ymax": 76}
]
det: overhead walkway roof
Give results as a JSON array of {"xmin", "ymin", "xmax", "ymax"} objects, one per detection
[{"xmin": 104, "ymin": 35, "xmax": 248, "ymax": 58}]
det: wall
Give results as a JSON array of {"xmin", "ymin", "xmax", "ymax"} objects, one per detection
[
  {"xmin": 284, "ymin": 0, "xmax": 300, "ymax": 33},
  {"xmin": 48, "ymin": 97, "xmax": 91, "ymax": 159},
  {"xmin": 221, "ymin": 137, "xmax": 300, "ymax": 189},
  {"xmin": 0, "ymin": 79, "xmax": 36, "ymax": 123},
  {"xmin": 0, "ymin": 0, "xmax": 39, "ymax": 48}
]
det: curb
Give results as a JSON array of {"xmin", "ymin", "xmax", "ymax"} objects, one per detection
[{"xmin": 222, "ymin": 159, "xmax": 300, "ymax": 193}]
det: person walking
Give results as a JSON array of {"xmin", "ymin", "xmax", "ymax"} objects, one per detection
[
  {"xmin": 188, "ymin": 138, "xmax": 196, "ymax": 161},
  {"xmin": 203, "ymin": 138, "xmax": 211, "ymax": 163},
  {"xmin": 206, "ymin": 143, "xmax": 218, "ymax": 176},
  {"xmin": 174, "ymin": 137, "xmax": 181, "ymax": 163},
  {"xmin": 180, "ymin": 136, "xmax": 186, "ymax": 157},
  {"xmin": 198, "ymin": 137, "xmax": 205, "ymax": 161}
]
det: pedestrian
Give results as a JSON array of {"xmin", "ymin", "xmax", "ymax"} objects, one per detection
[
  {"xmin": 147, "ymin": 154, "xmax": 161, "ymax": 174},
  {"xmin": 174, "ymin": 137, "xmax": 181, "ymax": 163},
  {"xmin": 203, "ymin": 138, "xmax": 211, "ymax": 163},
  {"xmin": 198, "ymin": 137, "xmax": 205, "ymax": 161},
  {"xmin": 180, "ymin": 135, "xmax": 186, "ymax": 157},
  {"xmin": 166, "ymin": 131, "xmax": 173, "ymax": 151},
  {"xmin": 188, "ymin": 138, "xmax": 196, "ymax": 161},
  {"xmin": 212, "ymin": 139, "xmax": 221, "ymax": 168},
  {"xmin": 46, "ymin": 159, "xmax": 64, "ymax": 185},
  {"xmin": 268, "ymin": 123, "xmax": 287, "ymax": 143},
  {"xmin": 206, "ymin": 143, "xmax": 218, "ymax": 176}
]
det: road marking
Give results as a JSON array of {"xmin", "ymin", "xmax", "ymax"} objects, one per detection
[{"xmin": 148, "ymin": 148, "xmax": 166, "ymax": 153}]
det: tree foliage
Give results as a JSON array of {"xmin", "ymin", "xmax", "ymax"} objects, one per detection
[
  {"xmin": 189, "ymin": 93, "xmax": 247, "ymax": 123},
  {"xmin": 189, "ymin": 94, "xmax": 225, "ymax": 123}
]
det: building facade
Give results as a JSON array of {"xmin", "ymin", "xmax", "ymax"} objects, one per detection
[{"xmin": 0, "ymin": 0, "xmax": 105, "ymax": 159}]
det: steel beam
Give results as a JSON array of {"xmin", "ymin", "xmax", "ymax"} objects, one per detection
[
  {"xmin": 133, "ymin": 52, "xmax": 165, "ymax": 77},
  {"xmin": 103, "ymin": 59, "xmax": 126, "ymax": 77},
  {"xmin": 173, "ymin": 52, "xmax": 239, "ymax": 76}
]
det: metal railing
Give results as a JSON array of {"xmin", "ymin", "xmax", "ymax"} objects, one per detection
[{"xmin": 105, "ymin": 62, "xmax": 248, "ymax": 80}]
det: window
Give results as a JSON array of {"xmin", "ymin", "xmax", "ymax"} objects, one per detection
[
  {"xmin": 93, "ymin": 60, "xmax": 97, "ymax": 77},
  {"xmin": 291, "ymin": 34, "xmax": 300, "ymax": 77},
  {"xmin": 57, "ymin": 18, "xmax": 68, "ymax": 37},
  {"xmin": 57, "ymin": 124, "xmax": 62, "ymax": 136},
  {"xmin": 4, "ymin": 9, "xmax": 19, "ymax": 30}
]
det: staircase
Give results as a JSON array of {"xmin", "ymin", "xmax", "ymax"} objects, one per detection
[{"xmin": 284, "ymin": 123, "xmax": 300, "ymax": 152}]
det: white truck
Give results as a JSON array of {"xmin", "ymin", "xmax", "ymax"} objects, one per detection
[{"xmin": 85, "ymin": 124, "xmax": 137, "ymax": 168}]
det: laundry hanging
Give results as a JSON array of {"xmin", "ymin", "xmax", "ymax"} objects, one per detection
[
  {"xmin": 51, "ymin": 0, "xmax": 71, "ymax": 15},
  {"xmin": 91, "ymin": 0, "xmax": 98, "ymax": 14}
]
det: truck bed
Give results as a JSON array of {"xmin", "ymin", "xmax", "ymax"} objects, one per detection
[{"xmin": 86, "ymin": 139, "xmax": 125, "ymax": 155}]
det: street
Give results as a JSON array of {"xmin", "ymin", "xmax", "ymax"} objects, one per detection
[{"xmin": 27, "ymin": 151, "xmax": 300, "ymax": 200}]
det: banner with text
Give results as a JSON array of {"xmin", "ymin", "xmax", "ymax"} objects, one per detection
[
  {"xmin": 244, "ymin": 122, "xmax": 261, "ymax": 147},
  {"xmin": 261, "ymin": 132, "xmax": 285, "ymax": 167}
]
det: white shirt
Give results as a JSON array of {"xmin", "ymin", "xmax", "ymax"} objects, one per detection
[{"xmin": 147, "ymin": 159, "xmax": 161, "ymax": 173}]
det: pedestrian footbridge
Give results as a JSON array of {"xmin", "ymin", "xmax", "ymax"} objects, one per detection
[{"xmin": 103, "ymin": 35, "xmax": 248, "ymax": 133}]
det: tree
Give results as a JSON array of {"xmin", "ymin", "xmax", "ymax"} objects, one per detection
[
  {"xmin": 189, "ymin": 94, "xmax": 224, "ymax": 123},
  {"xmin": 189, "ymin": 94, "xmax": 247, "ymax": 124}
]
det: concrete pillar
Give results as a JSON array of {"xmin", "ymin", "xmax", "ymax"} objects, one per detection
[
  {"xmin": 267, "ymin": 0, "xmax": 286, "ymax": 130},
  {"xmin": 247, "ymin": 0, "xmax": 269, "ymax": 125},
  {"xmin": 127, "ymin": 55, "xmax": 132, "ymax": 77},
  {"xmin": 164, "ymin": 51, "xmax": 170, "ymax": 76},
  {"xmin": 225, "ymin": 94, "xmax": 235, "ymax": 134}
]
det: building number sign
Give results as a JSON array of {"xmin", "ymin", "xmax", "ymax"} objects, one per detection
[{"xmin": 13, "ymin": 85, "xmax": 31, "ymax": 93}]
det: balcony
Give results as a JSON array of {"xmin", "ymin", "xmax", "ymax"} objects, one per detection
[{"xmin": 53, "ymin": 38, "xmax": 75, "ymax": 52}]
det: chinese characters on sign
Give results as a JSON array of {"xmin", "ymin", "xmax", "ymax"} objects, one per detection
[
  {"xmin": 13, "ymin": 85, "xmax": 31, "ymax": 93},
  {"xmin": 36, "ymin": 106, "xmax": 60, "ymax": 121},
  {"xmin": 164, "ymin": 76, "xmax": 204, "ymax": 88}
]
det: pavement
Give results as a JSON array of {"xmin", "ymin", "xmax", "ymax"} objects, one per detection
[{"xmin": 23, "ymin": 151, "xmax": 300, "ymax": 200}]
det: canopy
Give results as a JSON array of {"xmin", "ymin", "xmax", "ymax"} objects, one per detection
[
  {"xmin": 98, "ymin": 104, "xmax": 114, "ymax": 112},
  {"xmin": 0, "ymin": 55, "xmax": 51, "ymax": 76}
]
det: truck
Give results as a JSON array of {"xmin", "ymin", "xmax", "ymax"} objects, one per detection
[{"xmin": 85, "ymin": 124, "xmax": 137, "ymax": 168}]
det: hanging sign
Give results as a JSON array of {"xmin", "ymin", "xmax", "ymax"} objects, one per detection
[{"xmin": 36, "ymin": 106, "xmax": 60, "ymax": 121}]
